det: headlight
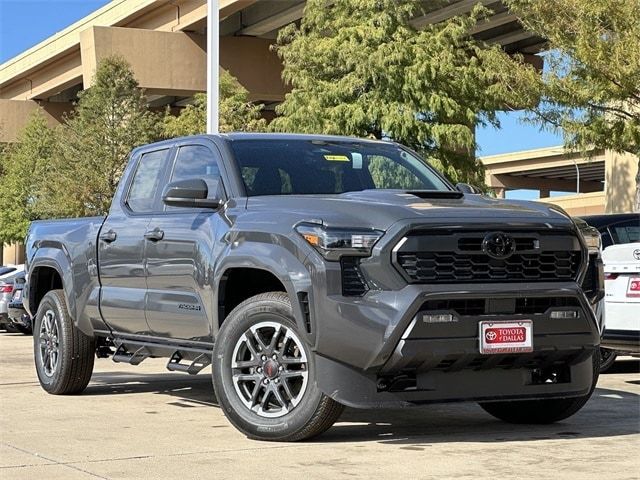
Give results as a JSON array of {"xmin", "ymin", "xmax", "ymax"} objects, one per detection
[
  {"xmin": 295, "ymin": 223, "xmax": 384, "ymax": 260},
  {"xmin": 576, "ymin": 222, "xmax": 601, "ymax": 252}
]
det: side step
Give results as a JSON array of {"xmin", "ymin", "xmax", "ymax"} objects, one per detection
[
  {"xmin": 166, "ymin": 351, "xmax": 211, "ymax": 375},
  {"xmin": 112, "ymin": 345, "xmax": 150, "ymax": 365}
]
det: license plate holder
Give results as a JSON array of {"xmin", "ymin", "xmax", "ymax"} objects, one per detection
[{"xmin": 479, "ymin": 320, "xmax": 533, "ymax": 355}]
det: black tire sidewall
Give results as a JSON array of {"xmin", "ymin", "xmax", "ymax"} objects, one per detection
[
  {"xmin": 212, "ymin": 295, "xmax": 324, "ymax": 440},
  {"xmin": 33, "ymin": 291, "xmax": 75, "ymax": 393}
]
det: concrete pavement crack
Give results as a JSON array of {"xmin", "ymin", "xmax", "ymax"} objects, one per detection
[{"xmin": 2, "ymin": 443, "xmax": 111, "ymax": 479}]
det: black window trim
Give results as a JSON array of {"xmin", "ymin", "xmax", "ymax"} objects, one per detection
[
  {"xmin": 156, "ymin": 140, "xmax": 228, "ymax": 216},
  {"xmin": 122, "ymin": 146, "xmax": 175, "ymax": 217}
]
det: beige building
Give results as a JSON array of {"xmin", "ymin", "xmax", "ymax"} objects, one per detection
[
  {"xmin": 480, "ymin": 146, "xmax": 638, "ymax": 216},
  {"xmin": 0, "ymin": 0, "xmax": 636, "ymax": 263}
]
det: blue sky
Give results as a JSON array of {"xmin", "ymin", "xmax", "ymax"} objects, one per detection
[{"xmin": 1, "ymin": 1, "xmax": 563, "ymax": 199}]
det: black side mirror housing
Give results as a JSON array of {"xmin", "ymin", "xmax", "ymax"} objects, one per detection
[
  {"xmin": 162, "ymin": 178, "xmax": 222, "ymax": 209},
  {"xmin": 455, "ymin": 183, "xmax": 482, "ymax": 194}
]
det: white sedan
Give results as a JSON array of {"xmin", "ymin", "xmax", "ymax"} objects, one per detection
[{"xmin": 601, "ymin": 242, "xmax": 640, "ymax": 362}]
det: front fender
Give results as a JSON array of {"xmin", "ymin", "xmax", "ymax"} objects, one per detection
[{"xmin": 213, "ymin": 240, "xmax": 313, "ymax": 341}]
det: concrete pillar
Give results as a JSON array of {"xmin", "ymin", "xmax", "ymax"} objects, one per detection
[
  {"xmin": 0, "ymin": 99, "xmax": 71, "ymax": 143},
  {"xmin": 80, "ymin": 26, "xmax": 207, "ymax": 97},
  {"xmin": 1, "ymin": 243, "xmax": 25, "ymax": 265},
  {"xmin": 604, "ymin": 150, "xmax": 639, "ymax": 213},
  {"xmin": 494, "ymin": 187, "xmax": 506, "ymax": 199}
]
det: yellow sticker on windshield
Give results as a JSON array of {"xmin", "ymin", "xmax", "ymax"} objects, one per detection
[{"xmin": 324, "ymin": 154, "xmax": 350, "ymax": 162}]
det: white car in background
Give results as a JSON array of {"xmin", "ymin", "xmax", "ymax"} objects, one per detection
[{"xmin": 601, "ymin": 242, "xmax": 640, "ymax": 366}]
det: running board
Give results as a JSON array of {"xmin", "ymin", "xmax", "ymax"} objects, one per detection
[
  {"xmin": 166, "ymin": 351, "xmax": 211, "ymax": 375},
  {"xmin": 112, "ymin": 345, "xmax": 150, "ymax": 365}
]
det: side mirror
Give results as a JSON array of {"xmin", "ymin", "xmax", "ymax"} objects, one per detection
[
  {"xmin": 455, "ymin": 183, "xmax": 482, "ymax": 194},
  {"xmin": 162, "ymin": 178, "xmax": 222, "ymax": 209}
]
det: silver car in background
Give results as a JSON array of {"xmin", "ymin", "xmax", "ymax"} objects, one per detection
[{"xmin": 0, "ymin": 265, "xmax": 25, "ymax": 330}]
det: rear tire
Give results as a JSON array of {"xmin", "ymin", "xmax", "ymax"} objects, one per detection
[
  {"xmin": 33, "ymin": 290, "xmax": 96, "ymax": 394},
  {"xmin": 212, "ymin": 292, "xmax": 344, "ymax": 441},
  {"xmin": 479, "ymin": 351, "xmax": 599, "ymax": 424}
]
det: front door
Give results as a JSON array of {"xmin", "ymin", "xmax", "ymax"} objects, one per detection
[
  {"xmin": 98, "ymin": 148, "xmax": 171, "ymax": 335},
  {"xmin": 144, "ymin": 142, "xmax": 223, "ymax": 341}
]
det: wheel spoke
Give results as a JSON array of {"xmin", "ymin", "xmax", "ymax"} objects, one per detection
[
  {"xmin": 232, "ymin": 373, "xmax": 261, "ymax": 383},
  {"xmin": 281, "ymin": 356, "xmax": 305, "ymax": 365},
  {"xmin": 260, "ymin": 386, "xmax": 272, "ymax": 410},
  {"xmin": 280, "ymin": 377, "xmax": 295, "ymax": 402},
  {"xmin": 249, "ymin": 382, "xmax": 262, "ymax": 408},
  {"xmin": 232, "ymin": 360, "xmax": 259, "ymax": 370},
  {"xmin": 268, "ymin": 324, "xmax": 283, "ymax": 352},
  {"xmin": 271, "ymin": 385, "xmax": 289, "ymax": 413}
]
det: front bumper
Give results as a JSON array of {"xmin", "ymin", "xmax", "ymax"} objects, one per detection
[{"xmin": 310, "ymin": 281, "xmax": 600, "ymax": 408}]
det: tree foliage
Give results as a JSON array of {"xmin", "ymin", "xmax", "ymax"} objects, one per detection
[
  {"xmin": 0, "ymin": 113, "xmax": 58, "ymax": 244},
  {"xmin": 270, "ymin": 0, "xmax": 537, "ymax": 184},
  {"xmin": 163, "ymin": 70, "xmax": 266, "ymax": 137},
  {"xmin": 505, "ymin": 0, "xmax": 640, "ymax": 208},
  {"xmin": 0, "ymin": 57, "xmax": 270, "ymax": 243},
  {"xmin": 51, "ymin": 56, "xmax": 162, "ymax": 217}
]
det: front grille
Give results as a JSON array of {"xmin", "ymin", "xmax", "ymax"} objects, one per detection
[
  {"xmin": 341, "ymin": 257, "xmax": 369, "ymax": 296},
  {"xmin": 395, "ymin": 231, "xmax": 582, "ymax": 284}
]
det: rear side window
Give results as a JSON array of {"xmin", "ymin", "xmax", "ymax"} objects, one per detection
[
  {"xmin": 126, "ymin": 149, "xmax": 168, "ymax": 213},
  {"xmin": 610, "ymin": 220, "xmax": 640, "ymax": 244}
]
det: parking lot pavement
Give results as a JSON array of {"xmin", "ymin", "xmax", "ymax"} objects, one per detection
[{"xmin": 1, "ymin": 333, "xmax": 638, "ymax": 480}]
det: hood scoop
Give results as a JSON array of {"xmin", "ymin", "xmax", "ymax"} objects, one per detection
[{"xmin": 406, "ymin": 190, "xmax": 464, "ymax": 200}]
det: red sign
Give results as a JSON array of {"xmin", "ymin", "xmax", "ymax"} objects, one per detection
[{"xmin": 484, "ymin": 326, "xmax": 527, "ymax": 344}]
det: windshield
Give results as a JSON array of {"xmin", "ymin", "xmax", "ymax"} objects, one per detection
[{"xmin": 229, "ymin": 139, "xmax": 452, "ymax": 196}]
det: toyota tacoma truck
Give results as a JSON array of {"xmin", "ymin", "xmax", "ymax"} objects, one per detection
[{"xmin": 24, "ymin": 133, "xmax": 604, "ymax": 441}]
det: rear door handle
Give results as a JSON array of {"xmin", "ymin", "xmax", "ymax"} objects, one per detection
[
  {"xmin": 144, "ymin": 228, "xmax": 164, "ymax": 242},
  {"xmin": 99, "ymin": 230, "xmax": 117, "ymax": 243}
]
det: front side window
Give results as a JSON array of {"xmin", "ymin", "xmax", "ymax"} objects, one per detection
[
  {"xmin": 170, "ymin": 145, "xmax": 220, "ymax": 183},
  {"xmin": 126, "ymin": 149, "xmax": 168, "ymax": 213},
  {"xmin": 230, "ymin": 139, "xmax": 451, "ymax": 196},
  {"xmin": 165, "ymin": 145, "xmax": 221, "ymax": 211}
]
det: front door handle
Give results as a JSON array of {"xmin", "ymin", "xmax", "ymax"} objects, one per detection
[
  {"xmin": 99, "ymin": 230, "xmax": 117, "ymax": 243},
  {"xmin": 144, "ymin": 228, "xmax": 164, "ymax": 242}
]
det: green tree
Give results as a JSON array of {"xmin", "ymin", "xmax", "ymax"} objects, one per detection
[
  {"xmin": 505, "ymin": 0, "xmax": 640, "ymax": 209},
  {"xmin": 50, "ymin": 56, "xmax": 162, "ymax": 217},
  {"xmin": 0, "ymin": 112, "xmax": 58, "ymax": 244},
  {"xmin": 163, "ymin": 70, "xmax": 266, "ymax": 137},
  {"xmin": 270, "ymin": 0, "xmax": 537, "ymax": 184}
]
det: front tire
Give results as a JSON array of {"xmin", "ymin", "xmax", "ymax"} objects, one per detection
[
  {"xmin": 599, "ymin": 348, "xmax": 617, "ymax": 372},
  {"xmin": 479, "ymin": 351, "xmax": 599, "ymax": 424},
  {"xmin": 212, "ymin": 292, "xmax": 344, "ymax": 441},
  {"xmin": 33, "ymin": 290, "xmax": 96, "ymax": 394}
]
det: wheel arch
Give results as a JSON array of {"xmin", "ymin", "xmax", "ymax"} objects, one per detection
[
  {"xmin": 213, "ymin": 246, "xmax": 313, "ymax": 339},
  {"xmin": 27, "ymin": 256, "xmax": 71, "ymax": 320}
]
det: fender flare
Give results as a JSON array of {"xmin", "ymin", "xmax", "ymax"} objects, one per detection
[
  {"xmin": 27, "ymin": 247, "xmax": 76, "ymax": 321},
  {"xmin": 213, "ymin": 241, "xmax": 313, "ymax": 339}
]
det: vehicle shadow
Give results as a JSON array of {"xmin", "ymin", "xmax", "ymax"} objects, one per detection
[{"xmin": 85, "ymin": 365, "xmax": 640, "ymax": 445}]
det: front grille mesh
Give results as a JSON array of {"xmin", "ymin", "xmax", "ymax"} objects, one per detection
[{"xmin": 397, "ymin": 251, "xmax": 581, "ymax": 283}]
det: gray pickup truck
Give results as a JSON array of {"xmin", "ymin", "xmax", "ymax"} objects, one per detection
[{"xmin": 25, "ymin": 133, "xmax": 604, "ymax": 441}]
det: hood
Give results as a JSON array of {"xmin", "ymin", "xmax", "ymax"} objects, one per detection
[{"xmin": 245, "ymin": 190, "xmax": 575, "ymax": 231}]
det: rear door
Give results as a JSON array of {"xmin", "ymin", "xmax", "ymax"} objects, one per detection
[
  {"xmin": 98, "ymin": 147, "xmax": 173, "ymax": 335},
  {"xmin": 144, "ymin": 141, "xmax": 224, "ymax": 341}
]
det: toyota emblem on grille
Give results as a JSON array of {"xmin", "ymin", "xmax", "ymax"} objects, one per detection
[{"xmin": 482, "ymin": 232, "xmax": 516, "ymax": 260}]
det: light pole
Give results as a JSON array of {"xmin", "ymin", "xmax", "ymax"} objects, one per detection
[{"xmin": 207, "ymin": 0, "xmax": 219, "ymax": 134}]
